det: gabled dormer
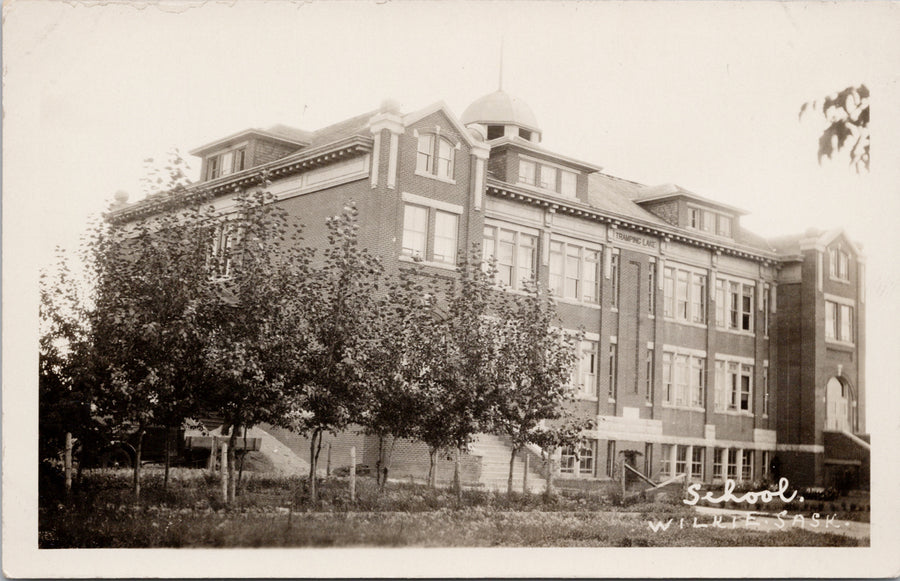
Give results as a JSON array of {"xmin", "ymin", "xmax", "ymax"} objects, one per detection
[
  {"xmin": 190, "ymin": 125, "xmax": 311, "ymax": 182},
  {"xmin": 634, "ymin": 183, "xmax": 747, "ymax": 239}
]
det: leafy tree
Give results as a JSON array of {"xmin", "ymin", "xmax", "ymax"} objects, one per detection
[
  {"xmin": 201, "ymin": 184, "xmax": 314, "ymax": 503},
  {"xmin": 359, "ymin": 271, "xmax": 437, "ymax": 489},
  {"xmin": 281, "ymin": 203, "xmax": 385, "ymax": 503},
  {"xmin": 529, "ymin": 420, "xmax": 595, "ymax": 497},
  {"xmin": 800, "ymin": 84, "xmax": 869, "ymax": 173},
  {"xmin": 413, "ymin": 251, "xmax": 504, "ymax": 497},
  {"xmin": 492, "ymin": 280, "xmax": 585, "ymax": 494},
  {"xmin": 85, "ymin": 190, "xmax": 219, "ymax": 499}
]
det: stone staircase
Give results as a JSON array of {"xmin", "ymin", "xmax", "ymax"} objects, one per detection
[{"xmin": 468, "ymin": 434, "xmax": 547, "ymax": 493}]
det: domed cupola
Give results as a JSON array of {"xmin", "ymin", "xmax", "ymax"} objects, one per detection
[{"xmin": 461, "ymin": 90, "xmax": 542, "ymax": 143}]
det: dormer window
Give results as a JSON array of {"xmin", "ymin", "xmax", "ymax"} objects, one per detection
[
  {"xmin": 517, "ymin": 156, "xmax": 578, "ymax": 197},
  {"xmin": 416, "ymin": 132, "xmax": 456, "ymax": 181},
  {"xmin": 206, "ymin": 146, "xmax": 247, "ymax": 180},
  {"xmin": 686, "ymin": 204, "xmax": 734, "ymax": 238}
]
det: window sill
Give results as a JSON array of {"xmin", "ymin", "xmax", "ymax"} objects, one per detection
[
  {"xmin": 398, "ymin": 255, "xmax": 456, "ymax": 271},
  {"xmin": 716, "ymin": 327, "xmax": 756, "ymax": 338},
  {"xmin": 662, "ymin": 404, "xmax": 705, "ymax": 412},
  {"xmin": 825, "ymin": 339, "xmax": 855, "ymax": 350},
  {"xmin": 554, "ymin": 296, "xmax": 602, "ymax": 309},
  {"xmin": 576, "ymin": 395, "xmax": 599, "ymax": 402},
  {"xmin": 415, "ymin": 169, "xmax": 456, "ymax": 185},
  {"xmin": 610, "ymin": 307, "xmax": 619, "ymax": 313},
  {"xmin": 607, "ymin": 398, "xmax": 616, "ymax": 404},
  {"xmin": 664, "ymin": 317, "xmax": 708, "ymax": 330},
  {"xmin": 828, "ymin": 276, "xmax": 851, "ymax": 284},
  {"xmin": 715, "ymin": 410, "xmax": 755, "ymax": 418}
]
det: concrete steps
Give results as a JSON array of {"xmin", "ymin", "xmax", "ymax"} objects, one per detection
[{"xmin": 469, "ymin": 434, "xmax": 547, "ymax": 493}]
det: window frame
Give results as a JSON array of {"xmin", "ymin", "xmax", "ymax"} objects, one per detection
[
  {"xmin": 715, "ymin": 274, "xmax": 756, "ymax": 333},
  {"xmin": 206, "ymin": 144, "xmax": 248, "ymax": 181},
  {"xmin": 548, "ymin": 237, "xmax": 602, "ymax": 304},
  {"xmin": 662, "ymin": 348, "xmax": 706, "ymax": 410},
  {"xmin": 415, "ymin": 131, "xmax": 457, "ymax": 183},
  {"xmin": 482, "ymin": 221, "xmax": 539, "ymax": 291},
  {"xmin": 663, "ymin": 264, "xmax": 708, "ymax": 325},
  {"xmin": 714, "ymin": 357, "xmax": 754, "ymax": 414},
  {"xmin": 825, "ymin": 298, "xmax": 855, "ymax": 344},
  {"xmin": 400, "ymin": 195, "xmax": 463, "ymax": 268}
]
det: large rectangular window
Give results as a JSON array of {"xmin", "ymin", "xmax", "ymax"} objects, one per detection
[
  {"xmin": 518, "ymin": 159, "xmax": 536, "ymax": 186},
  {"xmin": 417, "ymin": 133, "xmax": 456, "ymax": 180},
  {"xmin": 715, "ymin": 359, "xmax": 753, "ymax": 413},
  {"xmin": 206, "ymin": 146, "xmax": 247, "ymax": 180},
  {"xmin": 539, "ymin": 165, "xmax": 557, "ymax": 190},
  {"xmin": 741, "ymin": 449, "xmax": 754, "ymax": 481},
  {"xmin": 560, "ymin": 170, "xmax": 577, "ymax": 197},
  {"xmin": 662, "ymin": 350, "xmax": 705, "ymax": 409},
  {"xmin": 716, "ymin": 276, "xmax": 755, "ymax": 332},
  {"xmin": 575, "ymin": 340, "xmax": 598, "ymax": 398},
  {"xmin": 664, "ymin": 265, "xmax": 707, "ymax": 324},
  {"xmin": 645, "ymin": 348, "xmax": 654, "ymax": 402},
  {"xmin": 726, "ymin": 449, "xmax": 738, "ymax": 480},
  {"xmin": 829, "ymin": 247, "xmax": 850, "ymax": 281},
  {"xmin": 608, "ymin": 343, "xmax": 618, "ymax": 399},
  {"xmin": 713, "ymin": 448, "xmax": 726, "ymax": 480},
  {"xmin": 483, "ymin": 224, "xmax": 537, "ymax": 290},
  {"xmin": 402, "ymin": 202, "xmax": 460, "ymax": 265},
  {"xmin": 549, "ymin": 239, "xmax": 601, "ymax": 303},
  {"xmin": 691, "ymin": 447, "xmax": 705, "ymax": 480},
  {"xmin": 825, "ymin": 300, "xmax": 854, "ymax": 343},
  {"xmin": 610, "ymin": 253, "xmax": 620, "ymax": 308},
  {"xmin": 648, "ymin": 264, "xmax": 656, "ymax": 316},
  {"xmin": 401, "ymin": 204, "xmax": 428, "ymax": 259},
  {"xmin": 560, "ymin": 444, "xmax": 594, "ymax": 476}
]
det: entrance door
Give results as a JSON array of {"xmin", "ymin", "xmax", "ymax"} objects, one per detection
[{"xmin": 825, "ymin": 377, "xmax": 850, "ymax": 431}]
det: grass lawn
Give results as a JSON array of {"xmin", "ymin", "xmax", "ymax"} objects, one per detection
[{"xmin": 39, "ymin": 468, "xmax": 864, "ymax": 548}]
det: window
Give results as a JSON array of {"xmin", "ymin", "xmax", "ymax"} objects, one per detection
[
  {"xmin": 660, "ymin": 444, "xmax": 673, "ymax": 477},
  {"xmin": 549, "ymin": 239, "xmax": 600, "ymax": 303},
  {"xmin": 691, "ymin": 447, "xmax": 704, "ymax": 480},
  {"xmin": 762, "ymin": 364, "xmax": 769, "ymax": 416},
  {"xmin": 686, "ymin": 206, "xmax": 733, "ymax": 238},
  {"xmin": 664, "ymin": 265, "xmax": 706, "ymax": 324},
  {"xmin": 825, "ymin": 300, "xmax": 854, "ymax": 343},
  {"xmin": 763, "ymin": 283, "xmax": 770, "ymax": 336},
  {"xmin": 401, "ymin": 204, "xmax": 428, "ymax": 259},
  {"xmin": 539, "ymin": 165, "xmax": 557, "ymax": 190},
  {"xmin": 206, "ymin": 146, "xmax": 247, "ymax": 180},
  {"xmin": 610, "ymin": 253, "xmax": 620, "ymax": 308},
  {"xmin": 741, "ymin": 449, "xmax": 754, "ymax": 481},
  {"xmin": 675, "ymin": 445, "xmax": 688, "ymax": 476},
  {"xmin": 210, "ymin": 222, "xmax": 238, "ymax": 278},
  {"xmin": 575, "ymin": 340, "xmax": 598, "ymax": 398},
  {"xmin": 518, "ymin": 157, "xmax": 578, "ymax": 196},
  {"xmin": 518, "ymin": 128, "xmax": 532, "ymax": 141},
  {"xmin": 432, "ymin": 211, "xmax": 459, "ymax": 264},
  {"xmin": 715, "ymin": 359, "xmax": 753, "ymax": 413},
  {"xmin": 417, "ymin": 133, "xmax": 455, "ymax": 180},
  {"xmin": 483, "ymin": 225, "xmax": 537, "ymax": 290},
  {"xmin": 486, "ymin": 125, "xmax": 504, "ymax": 140},
  {"xmin": 648, "ymin": 264, "xmax": 656, "ymax": 316},
  {"xmin": 716, "ymin": 276, "xmax": 754, "ymax": 332},
  {"xmin": 713, "ymin": 448, "xmax": 726, "ymax": 480},
  {"xmin": 416, "ymin": 134, "xmax": 434, "ymax": 174},
  {"xmin": 662, "ymin": 350, "xmax": 705, "ymax": 408},
  {"xmin": 717, "ymin": 215, "xmax": 732, "ymax": 237},
  {"xmin": 645, "ymin": 348, "xmax": 654, "ymax": 402},
  {"xmin": 608, "ymin": 343, "xmax": 618, "ymax": 399},
  {"xmin": 560, "ymin": 444, "xmax": 594, "ymax": 476},
  {"xmin": 689, "ymin": 207, "xmax": 700, "ymax": 229},
  {"xmin": 829, "ymin": 247, "xmax": 850, "ymax": 281},
  {"xmin": 518, "ymin": 160, "xmax": 536, "ymax": 186},
  {"xmin": 608, "ymin": 441, "xmax": 617, "ymax": 477},
  {"xmin": 726, "ymin": 449, "xmax": 738, "ymax": 480},
  {"xmin": 401, "ymin": 202, "xmax": 459, "ymax": 265},
  {"xmin": 560, "ymin": 170, "xmax": 577, "ymax": 197},
  {"xmin": 762, "ymin": 451, "xmax": 771, "ymax": 479}
]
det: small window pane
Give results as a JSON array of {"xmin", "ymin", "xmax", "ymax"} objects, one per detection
[
  {"xmin": 433, "ymin": 211, "xmax": 458, "ymax": 264},
  {"xmin": 560, "ymin": 171, "xmax": 577, "ymax": 196},
  {"xmin": 401, "ymin": 205, "xmax": 428, "ymax": 258},
  {"xmin": 519, "ymin": 160, "xmax": 536, "ymax": 186},
  {"xmin": 416, "ymin": 134, "xmax": 434, "ymax": 174},
  {"xmin": 540, "ymin": 165, "xmax": 557, "ymax": 190},
  {"xmin": 437, "ymin": 138, "xmax": 454, "ymax": 179}
]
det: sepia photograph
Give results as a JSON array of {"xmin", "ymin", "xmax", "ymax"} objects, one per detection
[{"xmin": 3, "ymin": 0, "xmax": 900, "ymax": 577}]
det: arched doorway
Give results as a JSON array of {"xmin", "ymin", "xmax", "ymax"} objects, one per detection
[{"xmin": 825, "ymin": 376, "xmax": 854, "ymax": 432}]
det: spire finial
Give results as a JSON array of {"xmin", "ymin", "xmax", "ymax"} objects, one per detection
[{"xmin": 499, "ymin": 36, "xmax": 504, "ymax": 91}]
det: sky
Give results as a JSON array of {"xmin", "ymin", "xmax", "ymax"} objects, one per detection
[{"xmin": 3, "ymin": 1, "xmax": 900, "ymax": 573}]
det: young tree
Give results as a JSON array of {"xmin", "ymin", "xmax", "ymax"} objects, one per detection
[
  {"xmin": 86, "ymin": 192, "xmax": 220, "ymax": 499},
  {"xmin": 413, "ymin": 251, "xmax": 505, "ymax": 498},
  {"xmin": 282, "ymin": 203, "xmax": 385, "ymax": 503},
  {"xmin": 800, "ymin": 84, "xmax": 870, "ymax": 173},
  {"xmin": 492, "ymin": 280, "xmax": 584, "ymax": 494},
  {"xmin": 359, "ymin": 271, "xmax": 437, "ymax": 489},
  {"xmin": 201, "ymin": 184, "xmax": 314, "ymax": 503}
]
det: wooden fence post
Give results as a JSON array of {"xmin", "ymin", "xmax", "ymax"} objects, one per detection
[
  {"xmin": 349, "ymin": 446, "xmax": 356, "ymax": 502},
  {"xmin": 208, "ymin": 439, "xmax": 216, "ymax": 473},
  {"xmin": 221, "ymin": 441, "xmax": 228, "ymax": 504}
]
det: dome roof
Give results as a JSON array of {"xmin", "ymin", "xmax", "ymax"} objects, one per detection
[{"xmin": 460, "ymin": 90, "xmax": 540, "ymax": 132}]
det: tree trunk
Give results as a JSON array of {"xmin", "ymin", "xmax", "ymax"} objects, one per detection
[
  {"xmin": 383, "ymin": 436, "xmax": 395, "ymax": 491},
  {"xmin": 133, "ymin": 428, "xmax": 145, "ymax": 502},
  {"xmin": 375, "ymin": 436, "xmax": 384, "ymax": 488},
  {"xmin": 309, "ymin": 429, "xmax": 321, "ymax": 503},
  {"xmin": 544, "ymin": 447, "xmax": 555, "ymax": 498},
  {"xmin": 453, "ymin": 446, "xmax": 462, "ymax": 502},
  {"xmin": 349, "ymin": 446, "xmax": 357, "ymax": 502},
  {"xmin": 227, "ymin": 427, "xmax": 238, "ymax": 504},
  {"xmin": 238, "ymin": 429, "xmax": 248, "ymax": 491},
  {"xmin": 507, "ymin": 445, "xmax": 519, "ymax": 495},
  {"xmin": 427, "ymin": 448, "xmax": 437, "ymax": 488},
  {"xmin": 523, "ymin": 452, "xmax": 529, "ymax": 494},
  {"xmin": 64, "ymin": 432, "xmax": 73, "ymax": 499},
  {"xmin": 163, "ymin": 427, "xmax": 171, "ymax": 490}
]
